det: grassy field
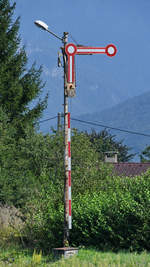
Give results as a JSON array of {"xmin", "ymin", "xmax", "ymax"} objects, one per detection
[{"xmin": 0, "ymin": 246, "xmax": 150, "ymax": 266}]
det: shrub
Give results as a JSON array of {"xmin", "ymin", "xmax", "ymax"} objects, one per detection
[
  {"xmin": 71, "ymin": 171, "xmax": 150, "ymax": 251},
  {"xmin": 0, "ymin": 204, "xmax": 24, "ymax": 247},
  {"xmin": 23, "ymin": 171, "xmax": 150, "ymax": 252},
  {"xmin": 23, "ymin": 185, "xmax": 64, "ymax": 250}
]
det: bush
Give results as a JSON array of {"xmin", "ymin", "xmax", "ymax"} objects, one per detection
[
  {"xmin": 71, "ymin": 171, "xmax": 150, "ymax": 251},
  {"xmin": 71, "ymin": 191, "xmax": 144, "ymax": 251},
  {"xmin": 23, "ymin": 184, "xmax": 64, "ymax": 250},
  {"xmin": 23, "ymin": 171, "xmax": 150, "ymax": 252},
  {"xmin": 0, "ymin": 204, "xmax": 24, "ymax": 247}
]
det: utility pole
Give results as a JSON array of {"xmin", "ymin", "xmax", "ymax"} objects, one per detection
[{"xmin": 57, "ymin": 112, "xmax": 62, "ymax": 132}]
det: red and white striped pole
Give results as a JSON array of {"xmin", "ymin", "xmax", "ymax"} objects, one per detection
[
  {"xmin": 68, "ymin": 112, "xmax": 72, "ymax": 229},
  {"xmin": 63, "ymin": 32, "xmax": 70, "ymax": 246}
]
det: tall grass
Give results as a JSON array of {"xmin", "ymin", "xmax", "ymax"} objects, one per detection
[{"xmin": 0, "ymin": 248, "xmax": 150, "ymax": 266}]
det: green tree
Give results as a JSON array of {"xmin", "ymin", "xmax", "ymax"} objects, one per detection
[
  {"xmin": 85, "ymin": 129, "xmax": 134, "ymax": 162},
  {"xmin": 140, "ymin": 146, "xmax": 150, "ymax": 162},
  {"xmin": 0, "ymin": 0, "xmax": 47, "ymax": 135},
  {"xmin": 0, "ymin": 108, "xmax": 38, "ymax": 206}
]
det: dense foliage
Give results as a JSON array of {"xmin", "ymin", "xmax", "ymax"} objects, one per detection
[
  {"xmin": 71, "ymin": 173, "xmax": 150, "ymax": 251},
  {"xmin": 0, "ymin": 108, "xmax": 40, "ymax": 206},
  {"xmin": 0, "ymin": 117, "xmax": 111, "ymax": 205},
  {"xmin": 1, "ymin": 106, "xmax": 150, "ymax": 252},
  {"xmin": 24, "ymin": 170, "xmax": 150, "ymax": 252},
  {"xmin": 140, "ymin": 146, "xmax": 150, "ymax": 162},
  {"xmin": 85, "ymin": 129, "xmax": 134, "ymax": 162},
  {"xmin": 0, "ymin": 0, "xmax": 47, "ymax": 136}
]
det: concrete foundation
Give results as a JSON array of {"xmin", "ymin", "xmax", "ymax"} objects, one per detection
[{"xmin": 53, "ymin": 247, "xmax": 79, "ymax": 259}]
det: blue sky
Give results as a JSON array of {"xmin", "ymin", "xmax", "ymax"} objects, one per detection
[{"xmin": 14, "ymin": 0, "xmax": 150, "ymax": 122}]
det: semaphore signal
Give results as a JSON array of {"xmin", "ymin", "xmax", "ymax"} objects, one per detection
[
  {"xmin": 34, "ymin": 18, "xmax": 117, "ymax": 249},
  {"xmin": 65, "ymin": 43, "xmax": 117, "ymax": 94}
]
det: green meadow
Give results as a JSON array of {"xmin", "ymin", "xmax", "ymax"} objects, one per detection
[{"xmin": 0, "ymin": 247, "xmax": 150, "ymax": 267}]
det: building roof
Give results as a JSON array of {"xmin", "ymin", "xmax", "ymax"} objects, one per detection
[{"xmin": 112, "ymin": 162, "xmax": 150, "ymax": 177}]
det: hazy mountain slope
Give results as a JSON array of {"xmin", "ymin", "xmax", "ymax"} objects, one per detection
[{"xmin": 74, "ymin": 90, "xmax": 150, "ymax": 158}]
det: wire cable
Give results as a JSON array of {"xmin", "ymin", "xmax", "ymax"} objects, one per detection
[
  {"xmin": 71, "ymin": 117, "xmax": 150, "ymax": 138},
  {"xmin": 38, "ymin": 114, "xmax": 150, "ymax": 138},
  {"xmin": 39, "ymin": 116, "xmax": 57, "ymax": 124}
]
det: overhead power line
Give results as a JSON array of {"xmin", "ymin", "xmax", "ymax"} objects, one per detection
[
  {"xmin": 38, "ymin": 115, "xmax": 150, "ymax": 138},
  {"xmin": 71, "ymin": 117, "xmax": 150, "ymax": 138},
  {"xmin": 39, "ymin": 116, "xmax": 57, "ymax": 124}
]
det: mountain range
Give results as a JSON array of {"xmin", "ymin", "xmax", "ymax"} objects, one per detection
[{"xmin": 71, "ymin": 90, "xmax": 150, "ymax": 160}]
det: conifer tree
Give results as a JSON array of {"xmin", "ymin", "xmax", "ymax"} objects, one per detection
[{"xmin": 0, "ymin": 0, "xmax": 47, "ymax": 134}]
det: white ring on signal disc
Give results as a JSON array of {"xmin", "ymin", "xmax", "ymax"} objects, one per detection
[
  {"xmin": 68, "ymin": 46, "xmax": 75, "ymax": 54},
  {"xmin": 107, "ymin": 46, "xmax": 115, "ymax": 55}
]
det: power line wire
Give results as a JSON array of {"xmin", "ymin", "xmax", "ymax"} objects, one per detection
[
  {"xmin": 71, "ymin": 117, "xmax": 150, "ymax": 138},
  {"xmin": 38, "ymin": 114, "xmax": 150, "ymax": 138},
  {"xmin": 39, "ymin": 116, "xmax": 57, "ymax": 124}
]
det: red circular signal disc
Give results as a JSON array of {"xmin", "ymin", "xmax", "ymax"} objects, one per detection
[
  {"xmin": 65, "ymin": 43, "xmax": 77, "ymax": 56},
  {"xmin": 106, "ymin": 44, "xmax": 117, "ymax": 57}
]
